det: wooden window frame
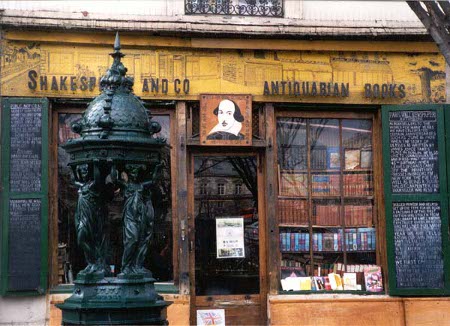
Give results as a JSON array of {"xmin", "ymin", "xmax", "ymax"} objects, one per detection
[{"xmin": 271, "ymin": 107, "xmax": 387, "ymax": 294}]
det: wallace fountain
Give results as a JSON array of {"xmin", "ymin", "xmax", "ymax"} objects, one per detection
[{"xmin": 57, "ymin": 33, "xmax": 171, "ymax": 325}]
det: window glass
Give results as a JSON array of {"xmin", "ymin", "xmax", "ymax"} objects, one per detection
[
  {"xmin": 194, "ymin": 156, "xmax": 259, "ymax": 295},
  {"xmin": 57, "ymin": 113, "xmax": 173, "ymax": 284},
  {"xmin": 277, "ymin": 117, "xmax": 377, "ymax": 292}
]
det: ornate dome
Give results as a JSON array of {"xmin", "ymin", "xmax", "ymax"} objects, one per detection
[
  {"xmin": 71, "ymin": 32, "xmax": 161, "ymax": 141},
  {"xmin": 63, "ymin": 33, "xmax": 165, "ymax": 167}
]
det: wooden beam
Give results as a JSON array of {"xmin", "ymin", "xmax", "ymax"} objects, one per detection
[
  {"xmin": 4, "ymin": 30, "xmax": 440, "ymax": 53},
  {"xmin": 175, "ymin": 101, "xmax": 190, "ymax": 295},
  {"xmin": 265, "ymin": 103, "xmax": 279, "ymax": 294}
]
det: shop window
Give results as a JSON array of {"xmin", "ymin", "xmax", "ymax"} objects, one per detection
[
  {"xmin": 56, "ymin": 113, "xmax": 173, "ymax": 285},
  {"xmin": 277, "ymin": 116, "xmax": 378, "ymax": 292}
]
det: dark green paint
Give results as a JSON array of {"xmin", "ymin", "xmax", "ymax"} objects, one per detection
[
  {"xmin": 382, "ymin": 104, "xmax": 450, "ymax": 296},
  {"xmin": 0, "ymin": 97, "xmax": 49, "ymax": 296}
]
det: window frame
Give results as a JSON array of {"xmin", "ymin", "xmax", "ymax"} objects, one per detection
[
  {"xmin": 273, "ymin": 108, "xmax": 385, "ymax": 294},
  {"xmin": 49, "ymin": 103, "xmax": 179, "ymax": 290}
]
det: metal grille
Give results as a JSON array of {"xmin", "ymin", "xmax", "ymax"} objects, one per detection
[
  {"xmin": 252, "ymin": 104, "xmax": 262, "ymax": 139},
  {"xmin": 190, "ymin": 103, "xmax": 200, "ymax": 138},
  {"xmin": 185, "ymin": 0, "xmax": 283, "ymax": 17}
]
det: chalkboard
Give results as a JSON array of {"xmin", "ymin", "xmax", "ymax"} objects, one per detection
[
  {"xmin": 8, "ymin": 199, "xmax": 42, "ymax": 291},
  {"xmin": 389, "ymin": 110, "xmax": 439, "ymax": 193},
  {"xmin": 9, "ymin": 103, "xmax": 42, "ymax": 193},
  {"xmin": 393, "ymin": 202, "xmax": 444, "ymax": 289}
]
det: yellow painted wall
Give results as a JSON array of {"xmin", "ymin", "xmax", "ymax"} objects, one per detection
[{"xmin": 0, "ymin": 34, "xmax": 446, "ymax": 104}]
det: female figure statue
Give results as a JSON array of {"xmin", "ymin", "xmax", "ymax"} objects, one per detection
[
  {"xmin": 112, "ymin": 163, "xmax": 161, "ymax": 276},
  {"xmin": 73, "ymin": 161, "xmax": 109, "ymax": 275}
]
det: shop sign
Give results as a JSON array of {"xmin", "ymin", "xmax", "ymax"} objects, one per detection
[
  {"xmin": 216, "ymin": 217, "xmax": 245, "ymax": 259},
  {"xmin": 263, "ymin": 81, "xmax": 406, "ymax": 99},
  {"xmin": 27, "ymin": 70, "xmax": 190, "ymax": 94},
  {"xmin": 200, "ymin": 94, "xmax": 252, "ymax": 146}
]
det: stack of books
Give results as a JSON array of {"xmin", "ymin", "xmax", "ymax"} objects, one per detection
[
  {"xmin": 278, "ymin": 199, "xmax": 308, "ymax": 225},
  {"xmin": 311, "ymin": 174, "xmax": 340, "ymax": 196},
  {"xmin": 280, "ymin": 232, "xmax": 310, "ymax": 252},
  {"xmin": 344, "ymin": 173, "xmax": 373, "ymax": 196},
  {"xmin": 344, "ymin": 228, "xmax": 376, "ymax": 251},
  {"xmin": 279, "ymin": 172, "xmax": 308, "ymax": 197},
  {"xmin": 314, "ymin": 204, "xmax": 340, "ymax": 225},
  {"xmin": 344, "ymin": 205, "xmax": 373, "ymax": 226},
  {"xmin": 312, "ymin": 231, "xmax": 343, "ymax": 252}
]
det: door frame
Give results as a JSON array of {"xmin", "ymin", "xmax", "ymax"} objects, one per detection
[{"xmin": 187, "ymin": 149, "xmax": 268, "ymax": 325}]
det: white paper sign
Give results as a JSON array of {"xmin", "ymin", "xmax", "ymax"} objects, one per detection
[
  {"xmin": 197, "ymin": 309, "xmax": 225, "ymax": 326},
  {"xmin": 216, "ymin": 217, "xmax": 245, "ymax": 259}
]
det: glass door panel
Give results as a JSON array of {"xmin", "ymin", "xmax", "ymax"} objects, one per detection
[{"xmin": 193, "ymin": 155, "xmax": 259, "ymax": 295}]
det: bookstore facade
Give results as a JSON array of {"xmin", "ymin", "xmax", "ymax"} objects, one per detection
[{"xmin": 2, "ymin": 30, "xmax": 450, "ymax": 325}]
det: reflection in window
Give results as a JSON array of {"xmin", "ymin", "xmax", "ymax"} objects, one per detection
[
  {"xmin": 57, "ymin": 113, "xmax": 173, "ymax": 284},
  {"xmin": 200, "ymin": 183, "xmax": 207, "ymax": 195},
  {"xmin": 218, "ymin": 183, "xmax": 225, "ymax": 195},
  {"xmin": 194, "ymin": 156, "xmax": 259, "ymax": 295},
  {"xmin": 235, "ymin": 183, "xmax": 242, "ymax": 195}
]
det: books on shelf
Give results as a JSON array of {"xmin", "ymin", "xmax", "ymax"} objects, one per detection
[
  {"xmin": 344, "ymin": 173, "xmax": 373, "ymax": 196},
  {"xmin": 311, "ymin": 174, "xmax": 340, "ymax": 196},
  {"xmin": 344, "ymin": 205, "xmax": 373, "ymax": 226},
  {"xmin": 280, "ymin": 228, "xmax": 376, "ymax": 253},
  {"xmin": 279, "ymin": 171, "xmax": 308, "ymax": 197},
  {"xmin": 344, "ymin": 228, "xmax": 376, "ymax": 251},
  {"xmin": 314, "ymin": 204, "xmax": 340, "ymax": 225},
  {"xmin": 278, "ymin": 199, "xmax": 308, "ymax": 225},
  {"xmin": 281, "ymin": 265, "xmax": 382, "ymax": 292},
  {"xmin": 280, "ymin": 232, "xmax": 310, "ymax": 252}
]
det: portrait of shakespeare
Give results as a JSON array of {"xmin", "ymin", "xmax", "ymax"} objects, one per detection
[{"xmin": 207, "ymin": 99, "xmax": 245, "ymax": 140}]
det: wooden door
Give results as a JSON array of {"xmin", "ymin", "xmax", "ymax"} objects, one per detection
[{"xmin": 188, "ymin": 153, "xmax": 267, "ymax": 325}]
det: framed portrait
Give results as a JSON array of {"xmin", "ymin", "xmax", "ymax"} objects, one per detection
[{"xmin": 200, "ymin": 94, "xmax": 252, "ymax": 146}]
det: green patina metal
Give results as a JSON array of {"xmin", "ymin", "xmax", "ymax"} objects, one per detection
[{"xmin": 57, "ymin": 33, "xmax": 171, "ymax": 325}]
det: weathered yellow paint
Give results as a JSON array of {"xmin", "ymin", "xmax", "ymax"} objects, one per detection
[
  {"xmin": 5, "ymin": 31, "xmax": 440, "ymax": 53},
  {"xmin": 1, "ymin": 37, "xmax": 446, "ymax": 104}
]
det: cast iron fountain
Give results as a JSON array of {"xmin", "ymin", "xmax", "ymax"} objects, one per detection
[{"xmin": 57, "ymin": 33, "xmax": 171, "ymax": 325}]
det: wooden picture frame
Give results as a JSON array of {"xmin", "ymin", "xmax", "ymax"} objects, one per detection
[{"xmin": 200, "ymin": 94, "xmax": 252, "ymax": 146}]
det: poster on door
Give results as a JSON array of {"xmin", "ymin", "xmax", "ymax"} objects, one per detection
[
  {"xmin": 197, "ymin": 309, "xmax": 225, "ymax": 326},
  {"xmin": 216, "ymin": 217, "xmax": 245, "ymax": 259}
]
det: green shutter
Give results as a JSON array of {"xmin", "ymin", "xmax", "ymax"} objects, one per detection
[
  {"xmin": 1, "ymin": 97, "xmax": 49, "ymax": 295},
  {"xmin": 382, "ymin": 104, "xmax": 450, "ymax": 296}
]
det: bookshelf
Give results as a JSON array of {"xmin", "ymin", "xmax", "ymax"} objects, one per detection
[{"xmin": 277, "ymin": 117, "xmax": 378, "ymax": 292}]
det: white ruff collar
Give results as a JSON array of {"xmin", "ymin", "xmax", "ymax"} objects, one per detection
[{"xmin": 208, "ymin": 121, "xmax": 242, "ymax": 136}]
